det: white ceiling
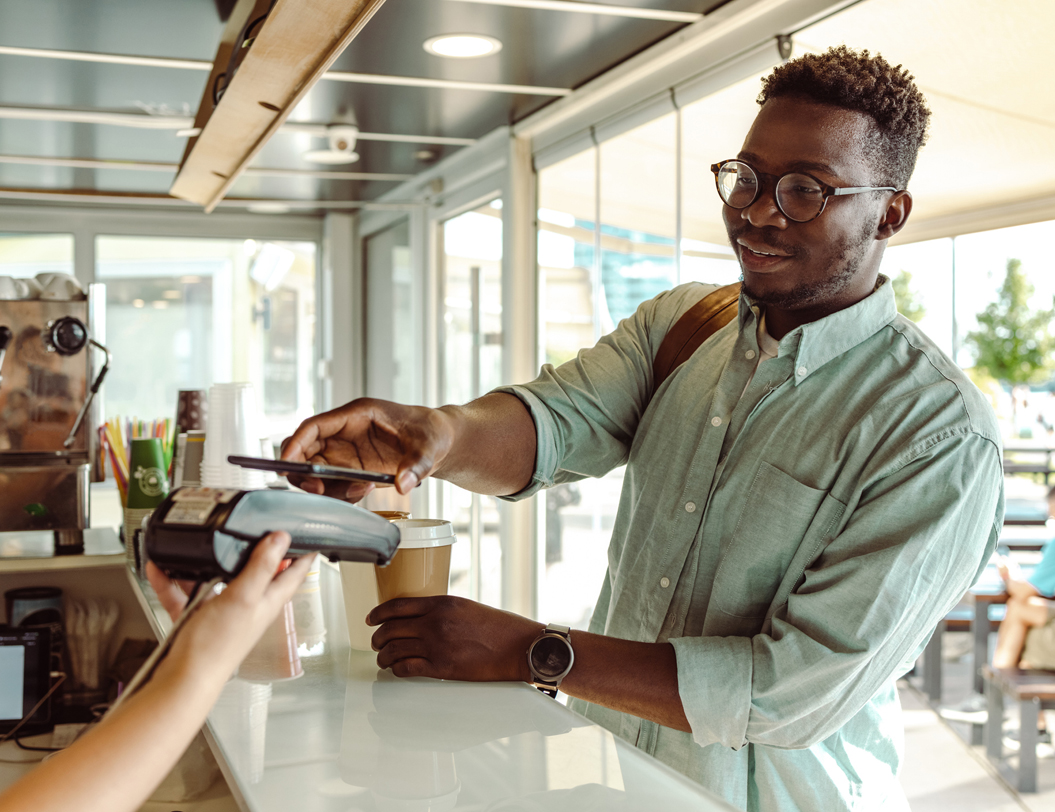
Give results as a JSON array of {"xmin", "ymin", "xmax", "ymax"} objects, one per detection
[{"xmin": 541, "ymin": 0, "xmax": 1055, "ymax": 248}]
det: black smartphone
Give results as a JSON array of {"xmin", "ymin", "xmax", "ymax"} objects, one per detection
[{"xmin": 227, "ymin": 455, "xmax": 396, "ymax": 484}]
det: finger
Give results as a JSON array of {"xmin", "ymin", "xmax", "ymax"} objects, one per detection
[
  {"xmin": 280, "ymin": 424, "xmax": 321, "ymax": 463},
  {"xmin": 367, "ymin": 597, "xmax": 439, "ymax": 626},
  {"xmin": 389, "ymin": 657, "xmax": 433, "ymax": 679},
  {"xmin": 265, "ymin": 552, "xmax": 317, "ymax": 607},
  {"xmin": 146, "ymin": 561, "xmax": 189, "ymax": 622},
  {"xmin": 225, "ymin": 532, "xmax": 292, "ymax": 600},
  {"xmin": 396, "ymin": 468, "xmax": 420, "ymax": 495},
  {"xmin": 339, "ymin": 481, "xmax": 375, "ymax": 502},
  {"xmin": 375, "ymin": 637, "xmax": 430, "ymax": 671},
  {"xmin": 320, "ymin": 479, "xmax": 373, "ymax": 501},
  {"xmin": 283, "ymin": 407, "xmax": 370, "ymax": 463},
  {"xmin": 371, "ymin": 617, "xmax": 427, "ymax": 651},
  {"xmin": 286, "ymin": 473, "xmax": 325, "ymax": 495}
]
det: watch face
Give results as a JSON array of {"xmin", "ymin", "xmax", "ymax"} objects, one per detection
[{"xmin": 531, "ymin": 635, "xmax": 571, "ymax": 679}]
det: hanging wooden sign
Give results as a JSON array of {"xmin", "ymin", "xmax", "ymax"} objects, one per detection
[{"xmin": 170, "ymin": 0, "xmax": 387, "ymax": 211}]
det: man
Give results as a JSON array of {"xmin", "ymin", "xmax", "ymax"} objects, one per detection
[{"xmin": 283, "ymin": 46, "xmax": 1003, "ymax": 811}]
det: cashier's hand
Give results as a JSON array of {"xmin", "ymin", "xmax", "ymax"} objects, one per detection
[
  {"xmin": 147, "ymin": 533, "xmax": 317, "ymax": 674},
  {"xmin": 281, "ymin": 398, "xmax": 453, "ymax": 501},
  {"xmin": 368, "ymin": 596, "xmax": 543, "ymax": 682}
]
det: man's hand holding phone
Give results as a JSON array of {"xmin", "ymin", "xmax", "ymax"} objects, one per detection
[{"xmin": 279, "ymin": 398, "xmax": 456, "ymax": 502}]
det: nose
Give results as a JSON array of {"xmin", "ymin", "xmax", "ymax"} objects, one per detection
[{"xmin": 742, "ymin": 183, "xmax": 787, "ymax": 229}]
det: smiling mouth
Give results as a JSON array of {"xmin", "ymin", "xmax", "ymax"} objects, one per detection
[{"xmin": 737, "ymin": 240, "xmax": 791, "ymax": 259}]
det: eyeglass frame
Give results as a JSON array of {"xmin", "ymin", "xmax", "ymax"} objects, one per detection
[{"xmin": 710, "ymin": 159, "xmax": 900, "ymax": 223}]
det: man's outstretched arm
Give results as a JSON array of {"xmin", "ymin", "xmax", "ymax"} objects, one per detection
[{"xmin": 281, "ymin": 393, "xmax": 537, "ymax": 500}]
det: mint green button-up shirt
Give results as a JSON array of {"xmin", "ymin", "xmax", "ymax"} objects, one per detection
[{"xmin": 498, "ymin": 277, "xmax": 1003, "ymax": 811}]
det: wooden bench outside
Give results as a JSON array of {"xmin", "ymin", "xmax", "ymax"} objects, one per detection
[
  {"xmin": 918, "ymin": 607, "xmax": 1002, "ymax": 704},
  {"xmin": 982, "ymin": 666, "xmax": 1055, "ymax": 792},
  {"xmin": 1004, "ymin": 446, "xmax": 1055, "ymax": 485},
  {"xmin": 998, "ymin": 538, "xmax": 1048, "ymax": 554}
]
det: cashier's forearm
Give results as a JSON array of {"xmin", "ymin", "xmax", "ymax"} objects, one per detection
[
  {"xmin": 0, "ymin": 658, "xmax": 224, "ymax": 812},
  {"xmin": 433, "ymin": 393, "xmax": 537, "ymax": 496},
  {"xmin": 559, "ymin": 633, "xmax": 691, "ymax": 733}
]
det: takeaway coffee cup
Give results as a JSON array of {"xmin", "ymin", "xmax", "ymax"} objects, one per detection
[
  {"xmin": 375, "ymin": 520, "xmax": 457, "ymax": 603},
  {"xmin": 340, "ymin": 518, "xmax": 456, "ymax": 652}
]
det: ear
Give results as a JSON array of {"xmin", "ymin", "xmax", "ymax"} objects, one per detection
[{"xmin": 876, "ymin": 190, "xmax": 912, "ymax": 240}]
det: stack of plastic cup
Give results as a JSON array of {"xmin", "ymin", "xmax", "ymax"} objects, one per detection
[{"xmin": 200, "ymin": 382, "xmax": 268, "ymax": 489}]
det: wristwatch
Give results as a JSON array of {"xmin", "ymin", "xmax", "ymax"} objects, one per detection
[{"xmin": 527, "ymin": 623, "xmax": 574, "ymax": 698}]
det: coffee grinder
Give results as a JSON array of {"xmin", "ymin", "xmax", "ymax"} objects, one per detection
[{"xmin": 0, "ymin": 284, "xmax": 110, "ymax": 554}]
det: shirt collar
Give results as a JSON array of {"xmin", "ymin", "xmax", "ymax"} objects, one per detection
[{"xmin": 738, "ymin": 275, "xmax": 898, "ymax": 384}]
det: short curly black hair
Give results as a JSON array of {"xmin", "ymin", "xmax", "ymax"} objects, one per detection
[{"xmin": 758, "ymin": 45, "xmax": 930, "ymax": 189}]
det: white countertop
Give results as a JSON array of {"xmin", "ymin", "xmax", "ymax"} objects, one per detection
[{"xmin": 133, "ymin": 561, "xmax": 737, "ymax": 812}]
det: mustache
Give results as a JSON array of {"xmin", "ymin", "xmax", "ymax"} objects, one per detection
[{"xmin": 727, "ymin": 226, "xmax": 799, "ymax": 258}]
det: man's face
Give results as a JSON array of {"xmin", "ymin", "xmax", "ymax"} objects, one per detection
[{"xmin": 723, "ymin": 96, "xmax": 888, "ymax": 312}]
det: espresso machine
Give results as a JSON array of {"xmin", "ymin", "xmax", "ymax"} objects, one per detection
[{"xmin": 0, "ymin": 283, "xmax": 109, "ymax": 554}]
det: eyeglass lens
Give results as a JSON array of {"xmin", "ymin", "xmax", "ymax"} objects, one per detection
[{"xmin": 716, "ymin": 161, "xmax": 826, "ymax": 222}]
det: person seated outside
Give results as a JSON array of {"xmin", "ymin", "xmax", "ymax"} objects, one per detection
[
  {"xmin": 942, "ymin": 488, "xmax": 1055, "ymax": 734},
  {"xmin": 0, "ymin": 532, "xmax": 314, "ymax": 812},
  {"xmin": 989, "ymin": 487, "xmax": 1055, "ymax": 746},
  {"xmin": 993, "ymin": 522, "xmax": 1055, "ymax": 674}
]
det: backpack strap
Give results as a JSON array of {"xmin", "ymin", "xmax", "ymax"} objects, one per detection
[{"xmin": 652, "ymin": 282, "xmax": 741, "ymax": 395}]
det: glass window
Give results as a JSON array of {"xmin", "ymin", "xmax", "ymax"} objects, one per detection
[
  {"xmin": 96, "ymin": 236, "xmax": 317, "ymax": 442},
  {"xmin": 681, "ymin": 71, "xmax": 767, "ymax": 286},
  {"xmin": 950, "ymin": 220, "xmax": 1055, "ymax": 440},
  {"xmin": 0, "ymin": 233, "xmax": 74, "ymax": 277},
  {"xmin": 599, "ymin": 113, "xmax": 678, "ymax": 327},
  {"xmin": 440, "ymin": 201, "xmax": 504, "ymax": 607},
  {"xmin": 364, "ymin": 220, "xmax": 420, "ymax": 404},
  {"xmin": 880, "ymin": 238, "xmax": 954, "ymax": 357},
  {"xmin": 538, "ymin": 149, "xmax": 597, "ymax": 366},
  {"xmin": 953, "ymin": 221, "xmax": 1055, "ymax": 368},
  {"xmin": 537, "ymin": 113, "xmax": 686, "ymax": 629},
  {"xmin": 538, "ymin": 151, "xmax": 610, "ymax": 628}
]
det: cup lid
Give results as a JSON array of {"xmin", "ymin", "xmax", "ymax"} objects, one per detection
[{"xmin": 393, "ymin": 519, "xmax": 456, "ymax": 548}]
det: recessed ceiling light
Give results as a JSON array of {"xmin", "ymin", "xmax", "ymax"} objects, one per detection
[
  {"xmin": 247, "ymin": 202, "xmax": 293, "ymax": 214},
  {"xmin": 424, "ymin": 34, "xmax": 502, "ymax": 59}
]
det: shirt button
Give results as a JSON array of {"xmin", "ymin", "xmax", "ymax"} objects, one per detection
[
  {"xmin": 660, "ymin": 577, "xmax": 671, "ymax": 588},
  {"xmin": 685, "ymin": 501, "xmax": 696, "ymax": 513},
  {"xmin": 711, "ymin": 416, "xmax": 722, "ymax": 427},
  {"xmin": 745, "ymin": 349, "xmax": 756, "ymax": 360},
  {"xmin": 797, "ymin": 366, "xmax": 808, "ymax": 377}
]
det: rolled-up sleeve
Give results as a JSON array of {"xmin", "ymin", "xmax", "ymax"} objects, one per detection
[
  {"xmin": 495, "ymin": 285, "xmax": 714, "ymax": 501},
  {"xmin": 671, "ymin": 431, "xmax": 1002, "ymax": 750}
]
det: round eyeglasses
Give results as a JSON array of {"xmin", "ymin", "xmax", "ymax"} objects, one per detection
[{"xmin": 710, "ymin": 159, "xmax": 898, "ymax": 223}]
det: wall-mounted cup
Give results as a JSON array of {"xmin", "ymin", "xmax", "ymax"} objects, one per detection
[
  {"xmin": 39, "ymin": 273, "xmax": 85, "ymax": 301},
  {"xmin": 14, "ymin": 278, "xmax": 43, "ymax": 299}
]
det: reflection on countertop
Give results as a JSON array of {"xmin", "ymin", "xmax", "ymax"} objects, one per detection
[{"xmin": 138, "ymin": 561, "xmax": 734, "ymax": 812}]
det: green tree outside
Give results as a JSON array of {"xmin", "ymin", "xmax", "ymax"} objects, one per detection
[
  {"xmin": 966, "ymin": 258, "xmax": 1055, "ymax": 388},
  {"xmin": 891, "ymin": 270, "xmax": 926, "ymax": 323}
]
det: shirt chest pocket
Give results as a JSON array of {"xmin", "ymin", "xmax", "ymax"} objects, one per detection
[{"xmin": 714, "ymin": 461, "xmax": 836, "ymax": 619}]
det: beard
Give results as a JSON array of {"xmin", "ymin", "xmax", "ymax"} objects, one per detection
[{"xmin": 732, "ymin": 218, "xmax": 875, "ymax": 310}]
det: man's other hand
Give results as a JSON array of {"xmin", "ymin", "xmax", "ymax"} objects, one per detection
[
  {"xmin": 280, "ymin": 397, "xmax": 455, "ymax": 501},
  {"xmin": 367, "ymin": 596, "xmax": 543, "ymax": 682}
]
